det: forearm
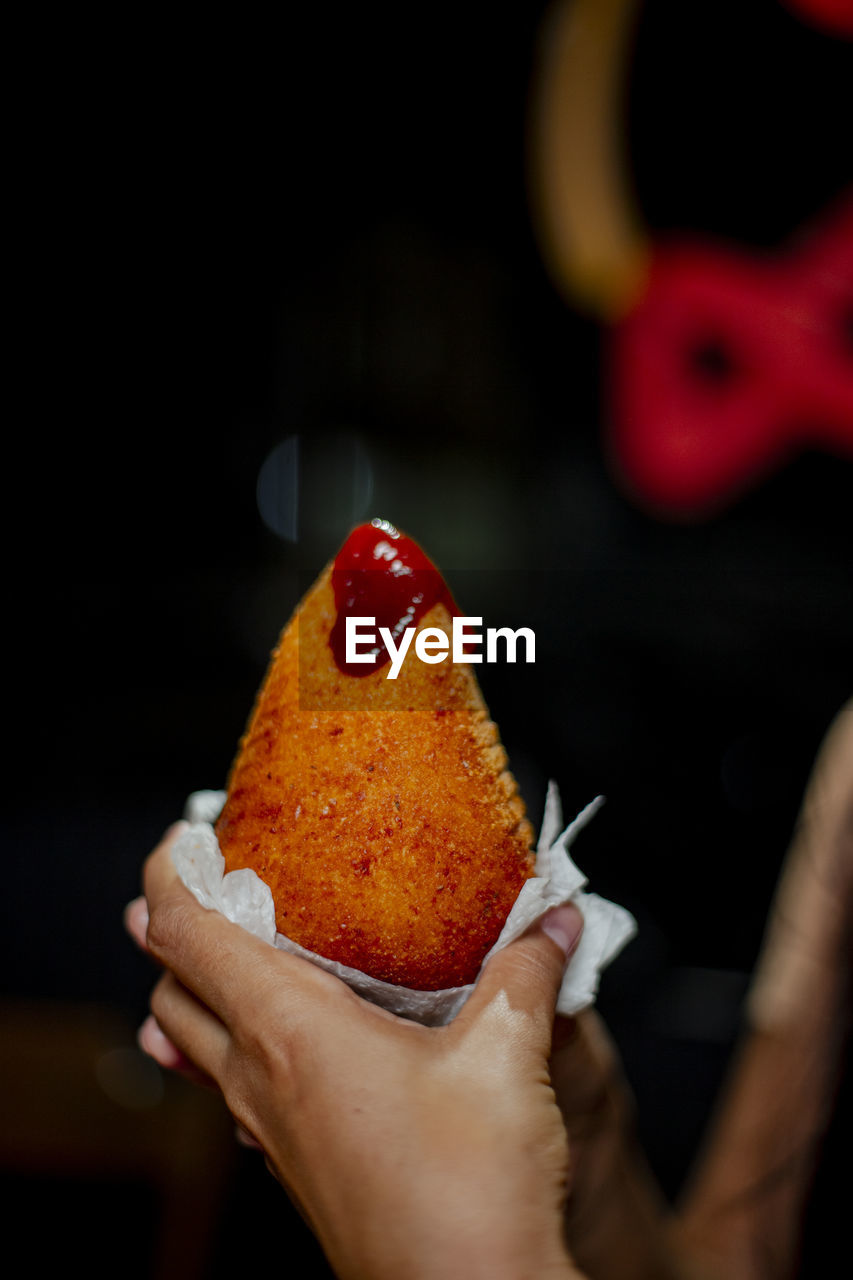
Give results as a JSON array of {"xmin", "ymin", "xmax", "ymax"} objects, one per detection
[
  {"xmin": 674, "ymin": 958, "xmax": 849, "ymax": 1280},
  {"xmin": 672, "ymin": 1012, "xmax": 847, "ymax": 1280},
  {"xmin": 675, "ymin": 702, "xmax": 853, "ymax": 1280}
]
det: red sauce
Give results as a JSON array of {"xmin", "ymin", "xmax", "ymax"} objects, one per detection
[{"xmin": 329, "ymin": 519, "xmax": 458, "ymax": 676}]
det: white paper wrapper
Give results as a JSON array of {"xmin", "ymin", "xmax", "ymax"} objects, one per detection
[{"xmin": 173, "ymin": 783, "xmax": 636, "ymax": 1026}]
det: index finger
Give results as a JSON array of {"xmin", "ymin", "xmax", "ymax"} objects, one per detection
[{"xmin": 142, "ymin": 826, "xmax": 342, "ymax": 1028}]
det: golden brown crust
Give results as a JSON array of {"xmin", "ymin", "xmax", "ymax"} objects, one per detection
[{"xmin": 216, "ymin": 566, "xmax": 534, "ymax": 990}]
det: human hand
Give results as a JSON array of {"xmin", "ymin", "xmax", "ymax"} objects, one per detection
[
  {"xmin": 129, "ymin": 830, "xmax": 590, "ymax": 1280},
  {"xmin": 543, "ymin": 702, "xmax": 853, "ymax": 1280}
]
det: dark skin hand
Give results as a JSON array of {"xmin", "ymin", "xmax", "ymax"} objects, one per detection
[
  {"xmin": 128, "ymin": 854, "xmax": 591, "ymax": 1280},
  {"xmin": 128, "ymin": 699, "xmax": 852, "ymax": 1280}
]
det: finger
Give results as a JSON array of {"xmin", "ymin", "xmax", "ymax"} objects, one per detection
[
  {"xmin": 459, "ymin": 903, "xmax": 584, "ymax": 1055},
  {"xmin": 137, "ymin": 1013, "xmax": 220, "ymax": 1091},
  {"xmin": 138, "ymin": 1013, "xmax": 189, "ymax": 1070},
  {"xmin": 235, "ymin": 1125, "xmax": 264, "ymax": 1151},
  {"xmin": 124, "ymin": 896, "xmax": 150, "ymax": 952},
  {"xmin": 148, "ymin": 971, "xmax": 231, "ymax": 1084},
  {"xmin": 124, "ymin": 821, "xmax": 188, "ymax": 952},
  {"xmin": 551, "ymin": 1009, "xmax": 632, "ymax": 1135},
  {"xmin": 142, "ymin": 821, "xmax": 189, "ymax": 902},
  {"xmin": 143, "ymin": 833, "xmax": 340, "ymax": 1029},
  {"xmin": 551, "ymin": 1010, "xmax": 673, "ymax": 1279}
]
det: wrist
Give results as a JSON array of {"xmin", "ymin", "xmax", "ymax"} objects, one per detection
[{"xmin": 322, "ymin": 1211, "xmax": 582, "ymax": 1280}]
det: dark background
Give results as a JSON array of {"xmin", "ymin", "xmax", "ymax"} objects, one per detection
[{"xmin": 4, "ymin": 1, "xmax": 851, "ymax": 1275}]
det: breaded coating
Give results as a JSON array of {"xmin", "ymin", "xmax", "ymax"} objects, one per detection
[{"xmin": 216, "ymin": 564, "xmax": 535, "ymax": 990}]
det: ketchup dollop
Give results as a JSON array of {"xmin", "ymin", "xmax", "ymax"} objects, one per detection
[{"xmin": 329, "ymin": 519, "xmax": 458, "ymax": 676}]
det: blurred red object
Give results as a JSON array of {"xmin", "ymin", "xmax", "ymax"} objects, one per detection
[
  {"xmin": 783, "ymin": 0, "xmax": 853, "ymax": 39},
  {"xmin": 607, "ymin": 197, "xmax": 853, "ymax": 516}
]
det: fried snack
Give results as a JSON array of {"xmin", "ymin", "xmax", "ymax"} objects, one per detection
[{"xmin": 215, "ymin": 520, "xmax": 535, "ymax": 990}]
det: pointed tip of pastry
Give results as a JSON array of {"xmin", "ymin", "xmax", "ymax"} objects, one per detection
[{"xmin": 216, "ymin": 521, "xmax": 534, "ymax": 990}]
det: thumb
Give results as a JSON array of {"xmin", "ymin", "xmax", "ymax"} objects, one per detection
[{"xmin": 461, "ymin": 903, "xmax": 585, "ymax": 1051}]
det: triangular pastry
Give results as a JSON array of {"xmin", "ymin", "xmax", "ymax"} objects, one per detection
[{"xmin": 216, "ymin": 519, "xmax": 534, "ymax": 990}]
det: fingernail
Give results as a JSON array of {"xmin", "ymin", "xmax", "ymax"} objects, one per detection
[
  {"xmin": 138, "ymin": 1015, "xmax": 185, "ymax": 1069},
  {"xmin": 137, "ymin": 1014, "xmax": 162, "ymax": 1057},
  {"xmin": 540, "ymin": 903, "xmax": 584, "ymax": 958},
  {"xmin": 235, "ymin": 1125, "xmax": 263, "ymax": 1151},
  {"xmin": 123, "ymin": 897, "xmax": 149, "ymax": 947}
]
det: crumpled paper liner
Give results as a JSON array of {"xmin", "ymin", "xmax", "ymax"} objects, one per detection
[{"xmin": 172, "ymin": 783, "xmax": 636, "ymax": 1026}]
